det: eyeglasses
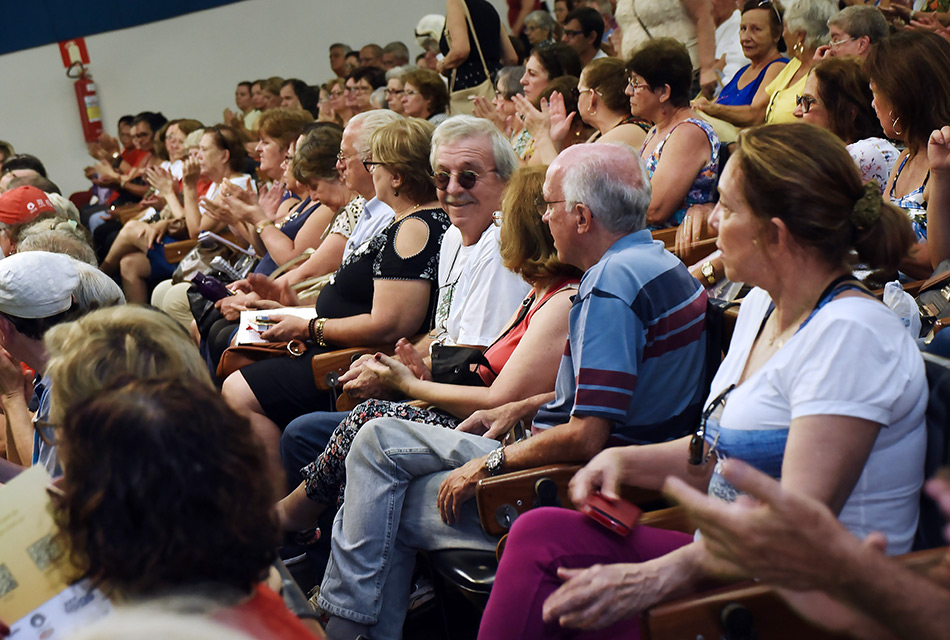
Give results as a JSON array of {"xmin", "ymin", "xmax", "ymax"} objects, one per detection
[
  {"xmin": 535, "ymin": 197, "xmax": 566, "ymax": 215},
  {"xmin": 345, "ymin": 86, "xmax": 372, "ymax": 94},
  {"xmin": 688, "ymin": 384, "xmax": 735, "ymax": 466},
  {"xmin": 563, "ymin": 29, "xmax": 585, "ymax": 37},
  {"xmin": 404, "ymin": 90, "xmax": 421, "ymax": 97},
  {"xmin": 362, "ymin": 160, "xmax": 385, "ymax": 173},
  {"xmin": 627, "ymin": 78, "xmax": 650, "ymax": 92},
  {"xmin": 524, "ymin": 25, "xmax": 540, "ymax": 32},
  {"xmin": 386, "ymin": 89, "xmax": 405, "ymax": 96},
  {"xmin": 829, "ymin": 36, "xmax": 856, "ymax": 49},
  {"xmin": 432, "ymin": 169, "xmax": 497, "ymax": 190},
  {"xmin": 795, "ymin": 94, "xmax": 820, "ymax": 114},
  {"xmin": 329, "ymin": 91, "xmax": 343, "ymax": 99}
]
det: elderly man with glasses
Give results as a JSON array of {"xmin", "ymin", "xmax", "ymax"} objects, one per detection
[
  {"xmin": 276, "ymin": 116, "xmax": 529, "ymax": 501},
  {"xmin": 317, "ymin": 141, "xmax": 708, "ymax": 640}
]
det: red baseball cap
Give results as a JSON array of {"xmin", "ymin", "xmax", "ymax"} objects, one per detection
[{"xmin": 0, "ymin": 186, "xmax": 55, "ymax": 225}]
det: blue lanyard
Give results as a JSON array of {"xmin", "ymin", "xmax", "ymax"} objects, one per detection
[{"xmin": 758, "ymin": 275, "xmax": 873, "ymax": 340}]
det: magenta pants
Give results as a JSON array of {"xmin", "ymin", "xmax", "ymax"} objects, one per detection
[{"xmin": 478, "ymin": 507, "xmax": 693, "ymax": 639}]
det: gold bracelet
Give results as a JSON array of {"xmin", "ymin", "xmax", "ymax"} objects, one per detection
[
  {"xmin": 315, "ymin": 317, "xmax": 328, "ymax": 347},
  {"xmin": 255, "ymin": 219, "xmax": 275, "ymax": 234}
]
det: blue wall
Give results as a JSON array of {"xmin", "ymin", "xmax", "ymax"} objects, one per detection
[{"xmin": 0, "ymin": 0, "xmax": 246, "ymax": 56}]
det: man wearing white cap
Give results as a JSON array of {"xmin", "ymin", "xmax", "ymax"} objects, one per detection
[{"xmin": 0, "ymin": 251, "xmax": 79, "ymax": 472}]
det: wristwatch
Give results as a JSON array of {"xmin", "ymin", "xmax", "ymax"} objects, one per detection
[
  {"xmin": 700, "ymin": 261, "xmax": 717, "ymax": 286},
  {"xmin": 255, "ymin": 219, "xmax": 275, "ymax": 234},
  {"xmin": 485, "ymin": 447, "xmax": 506, "ymax": 476}
]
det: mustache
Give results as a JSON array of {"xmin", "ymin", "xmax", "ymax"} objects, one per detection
[{"xmin": 443, "ymin": 195, "xmax": 476, "ymax": 207}]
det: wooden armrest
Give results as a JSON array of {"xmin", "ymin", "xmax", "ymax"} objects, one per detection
[
  {"xmin": 476, "ymin": 464, "xmax": 582, "ymax": 536},
  {"xmin": 312, "ymin": 345, "xmax": 394, "ymax": 392},
  {"xmin": 114, "ymin": 203, "xmax": 147, "ymax": 224},
  {"xmin": 311, "ymin": 334, "xmax": 425, "ymax": 411},
  {"xmin": 475, "ymin": 463, "xmax": 667, "ymax": 537},
  {"xmin": 163, "ymin": 231, "xmax": 249, "ymax": 264},
  {"xmin": 641, "ymin": 546, "xmax": 949, "ymax": 640},
  {"xmin": 651, "ymin": 227, "xmax": 678, "ymax": 248},
  {"xmin": 679, "ymin": 237, "xmax": 719, "ymax": 266},
  {"xmin": 164, "ymin": 239, "xmax": 198, "ymax": 263},
  {"xmin": 639, "ymin": 506, "xmax": 694, "ymax": 534}
]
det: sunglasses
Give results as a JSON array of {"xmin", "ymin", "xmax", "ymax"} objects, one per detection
[
  {"xmin": 431, "ymin": 169, "xmax": 497, "ymax": 190},
  {"xmin": 795, "ymin": 94, "xmax": 820, "ymax": 114},
  {"xmin": 688, "ymin": 384, "xmax": 735, "ymax": 466}
]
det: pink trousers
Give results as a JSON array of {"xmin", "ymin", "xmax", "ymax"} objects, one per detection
[{"xmin": 478, "ymin": 507, "xmax": 693, "ymax": 639}]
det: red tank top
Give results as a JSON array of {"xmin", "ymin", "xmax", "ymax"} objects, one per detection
[{"xmin": 477, "ymin": 277, "xmax": 579, "ymax": 385}]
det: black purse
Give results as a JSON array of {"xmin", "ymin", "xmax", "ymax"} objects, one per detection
[{"xmin": 431, "ymin": 343, "xmax": 493, "ymax": 387}]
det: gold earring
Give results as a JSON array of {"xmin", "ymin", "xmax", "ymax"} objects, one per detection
[{"xmin": 792, "ymin": 40, "xmax": 805, "ymax": 57}]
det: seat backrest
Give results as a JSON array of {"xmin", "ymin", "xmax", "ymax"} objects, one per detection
[{"xmin": 914, "ymin": 353, "xmax": 950, "ymax": 550}]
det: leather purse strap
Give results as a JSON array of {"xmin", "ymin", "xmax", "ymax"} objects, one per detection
[{"xmin": 451, "ymin": 0, "xmax": 494, "ymax": 92}]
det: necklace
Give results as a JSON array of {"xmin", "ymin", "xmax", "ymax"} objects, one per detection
[{"xmin": 392, "ymin": 203, "xmax": 423, "ymax": 221}]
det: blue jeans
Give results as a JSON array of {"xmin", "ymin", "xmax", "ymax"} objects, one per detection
[
  {"xmin": 317, "ymin": 418, "xmax": 500, "ymax": 639},
  {"xmin": 280, "ymin": 411, "xmax": 350, "ymax": 485}
]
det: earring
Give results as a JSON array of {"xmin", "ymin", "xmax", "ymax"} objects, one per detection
[
  {"xmin": 792, "ymin": 39, "xmax": 804, "ymax": 58},
  {"xmin": 889, "ymin": 111, "xmax": 902, "ymax": 136},
  {"xmin": 394, "ymin": 188, "xmax": 400, "ymax": 197}
]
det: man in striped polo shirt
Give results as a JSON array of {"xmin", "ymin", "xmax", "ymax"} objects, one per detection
[{"xmin": 317, "ymin": 143, "xmax": 708, "ymax": 640}]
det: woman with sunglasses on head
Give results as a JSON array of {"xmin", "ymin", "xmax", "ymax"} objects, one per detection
[
  {"xmin": 276, "ymin": 165, "xmax": 581, "ymax": 532},
  {"xmin": 693, "ymin": 1, "xmax": 787, "ymax": 118},
  {"xmin": 222, "ymin": 118, "xmax": 450, "ymax": 492},
  {"xmin": 479, "ymin": 123, "xmax": 925, "ymax": 639}
]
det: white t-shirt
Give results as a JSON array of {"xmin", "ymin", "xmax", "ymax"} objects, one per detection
[
  {"xmin": 199, "ymin": 174, "xmax": 255, "ymax": 216},
  {"xmin": 433, "ymin": 223, "xmax": 530, "ymax": 347},
  {"xmin": 715, "ymin": 10, "xmax": 744, "ymax": 96},
  {"xmin": 705, "ymin": 287, "xmax": 927, "ymax": 554}
]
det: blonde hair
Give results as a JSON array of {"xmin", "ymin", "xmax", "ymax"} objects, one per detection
[
  {"xmin": 44, "ymin": 306, "xmax": 212, "ymax": 426},
  {"xmin": 370, "ymin": 117, "xmax": 437, "ymax": 202}
]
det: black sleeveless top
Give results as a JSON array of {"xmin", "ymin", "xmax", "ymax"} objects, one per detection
[
  {"xmin": 440, "ymin": 0, "xmax": 504, "ymax": 90},
  {"xmin": 316, "ymin": 207, "xmax": 451, "ymax": 335}
]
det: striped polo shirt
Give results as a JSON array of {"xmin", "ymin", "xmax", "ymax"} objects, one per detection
[{"xmin": 534, "ymin": 230, "xmax": 707, "ymax": 445}]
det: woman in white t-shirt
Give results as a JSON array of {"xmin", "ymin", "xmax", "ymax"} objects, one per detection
[{"xmin": 478, "ymin": 123, "xmax": 926, "ymax": 639}]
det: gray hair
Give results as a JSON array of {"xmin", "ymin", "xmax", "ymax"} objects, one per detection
[
  {"xmin": 348, "ymin": 110, "xmax": 403, "ymax": 158},
  {"xmin": 828, "ymin": 5, "xmax": 888, "ymax": 44},
  {"xmin": 382, "ymin": 41, "xmax": 411, "ymax": 65},
  {"xmin": 46, "ymin": 192, "xmax": 81, "ymax": 223},
  {"xmin": 386, "ymin": 65, "xmax": 415, "ymax": 82},
  {"xmin": 370, "ymin": 87, "xmax": 388, "ymax": 110},
  {"xmin": 19, "ymin": 229, "xmax": 97, "ymax": 266},
  {"xmin": 525, "ymin": 10, "xmax": 558, "ymax": 37},
  {"xmin": 559, "ymin": 143, "xmax": 651, "ymax": 235},
  {"xmin": 329, "ymin": 43, "xmax": 352, "ymax": 54},
  {"xmin": 785, "ymin": 0, "xmax": 836, "ymax": 49},
  {"xmin": 72, "ymin": 261, "xmax": 126, "ymax": 311},
  {"xmin": 496, "ymin": 66, "xmax": 526, "ymax": 99},
  {"xmin": 430, "ymin": 115, "xmax": 518, "ymax": 181}
]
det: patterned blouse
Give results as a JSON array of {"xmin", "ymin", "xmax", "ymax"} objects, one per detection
[{"xmin": 641, "ymin": 117, "xmax": 721, "ymax": 229}]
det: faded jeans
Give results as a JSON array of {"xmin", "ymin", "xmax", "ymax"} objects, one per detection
[{"xmin": 317, "ymin": 417, "xmax": 500, "ymax": 640}]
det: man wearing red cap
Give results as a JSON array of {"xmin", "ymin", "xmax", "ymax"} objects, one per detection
[{"xmin": 0, "ymin": 185, "xmax": 55, "ymax": 257}]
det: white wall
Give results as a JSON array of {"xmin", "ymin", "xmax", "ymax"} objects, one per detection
[{"xmin": 0, "ymin": 0, "xmax": 509, "ymax": 196}]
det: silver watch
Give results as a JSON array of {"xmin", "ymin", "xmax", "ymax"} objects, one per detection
[{"xmin": 485, "ymin": 447, "xmax": 506, "ymax": 476}]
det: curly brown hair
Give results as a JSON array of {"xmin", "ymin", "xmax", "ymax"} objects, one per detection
[{"xmin": 55, "ymin": 380, "xmax": 280, "ymax": 597}]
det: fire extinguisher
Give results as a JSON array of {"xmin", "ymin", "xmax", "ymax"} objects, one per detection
[{"xmin": 68, "ymin": 63, "xmax": 103, "ymax": 143}]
